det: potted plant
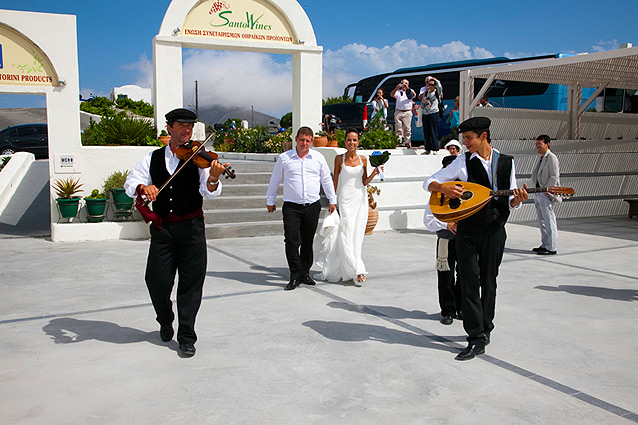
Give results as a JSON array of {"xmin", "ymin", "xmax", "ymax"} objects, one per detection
[
  {"xmin": 319, "ymin": 113, "xmax": 341, "ymax": 147},
  {"xmin": 365, "ymin": 185, "xmax": 381, "ymax": 235},
  {"xmin": 103, "ymin": 170, "xmax": 134, "ymax": 219},
  {"xmin": 158, "ymin": 129, "xmax": 171, "ymax": 146},
  {"xmin": 53, "ymin": 176, "xmax": 83, "ymax": 221},
  {"xmin": 84, "ymin": 189, "xmax": 108, "ymax": 222}
]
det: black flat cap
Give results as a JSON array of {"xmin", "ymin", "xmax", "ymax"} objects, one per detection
[
  {"xmin": 458, "ymin": 117, "xmax": 490, "ymax": 133},
  {"xmin": 165, "ymin": 108, "xmax": 197, "ymax": 123}
]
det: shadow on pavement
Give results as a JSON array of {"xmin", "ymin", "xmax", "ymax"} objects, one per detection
[
  {"xmin": 327, "ymin": 301, "xmax": 439, "ymax": 321},
  {"xmin": 42, "ymin": 317, "xmax": 178, "ymax": 351},
  {"xmin": 535, "ymin": 285, "xmax": 638, "ymax": 302},
  {"xmin": 303, "ymin": 320, "xmax": 459, "ymax": 353}
]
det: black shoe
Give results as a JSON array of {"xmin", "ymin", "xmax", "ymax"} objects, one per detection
[
  {"xmin": 160, "ymin": 324, "xmax": 174, "ymax": 342},
  {"xmin": 284, "ymin": 279, "xmax": 300, "ymax": 291},
  {"xmin": 532, "ymin": 246, "xmax": 544, "ymax": 252},
  {"xmin": 455, "ymin": 343, "xmax": 485, "ymax": 361},
  {"xmin": 485, "ymin": 333, "xmax": 491, "ymax": 346},
  {"xmin": 440, "ymin": 315, "xmax": 453, "ymax": 325},
  {"xmin": 455, "ymin": 310, "xmax": 464, "ymax": 320},
  {"xmin": 301, "ymin": 276, "xmax": 316, "ymax": 286},
  {"xmin": 537, "ymin": 249, "xmax": 557, "ymax": 255},
  {"xmin": 179, "ymin": 342, "xmax": 196, "ymax": 357}
]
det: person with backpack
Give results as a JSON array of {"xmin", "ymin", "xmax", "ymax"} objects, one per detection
[{"xmin": 418, "ymin": 76, "xmax": 443, "ymax": 154}]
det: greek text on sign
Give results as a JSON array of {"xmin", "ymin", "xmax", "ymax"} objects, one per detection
[
  {"xmin": 182, "ymin": 0, "xmax": 296, "ymax": 44},
  {"xmin": 59, "ymin": 155, "xmax": 74, "ymax": 167}
]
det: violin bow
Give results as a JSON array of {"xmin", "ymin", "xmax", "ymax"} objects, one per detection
[{"xmin": 143, "ymin": 131, "xmax": 217, "ymax": 206}]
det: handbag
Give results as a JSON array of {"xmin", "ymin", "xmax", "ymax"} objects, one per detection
[{"xmin": 437, "ymin": 92, "xmax": 445, "ymax": 119}]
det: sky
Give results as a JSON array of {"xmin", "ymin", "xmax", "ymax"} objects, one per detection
[{"xmin": 1, "ymin": 0, "xmax": 636, "ymax": 119}]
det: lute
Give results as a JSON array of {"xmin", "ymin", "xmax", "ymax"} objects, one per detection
[{"xmin": 430, "ymin": 181, "xmax": 574, "ymax": 222}]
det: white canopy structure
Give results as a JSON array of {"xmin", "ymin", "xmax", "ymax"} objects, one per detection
[{"xmin": 459, "ymin": 46, "xmax": 638, "ymax": 139}]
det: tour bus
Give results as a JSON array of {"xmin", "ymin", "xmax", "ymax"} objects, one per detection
[{"xmin": 324, "ymin": 54, "xmax": 597, "ymax": 143}]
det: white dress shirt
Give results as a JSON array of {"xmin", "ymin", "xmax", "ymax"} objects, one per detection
[
  {"xmin": 423, "ymin": 149, "xmax": 520, "ymax": 210},
  {"xmin": 266, "ymin": 149, "xmax": 337, "ymax": 206},
  {"xmin": 124, "ymin": 146, "xmax": 222, "ymax": 199}
]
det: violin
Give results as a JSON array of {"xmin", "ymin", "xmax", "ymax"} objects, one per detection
[{"xmin": 174, "ymin": 140, "xmax": 236, "ymax": 179}]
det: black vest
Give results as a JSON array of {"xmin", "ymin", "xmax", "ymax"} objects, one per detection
[
  {"xmin": 149, "ymin": 147, "xmax": 203, "ymax": 217},
  {"xmin": 460, "ymin": 151, "xmax": 513, "ymax": 229}
]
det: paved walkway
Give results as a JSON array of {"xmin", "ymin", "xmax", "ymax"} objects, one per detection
[{"xmin": 1, "ymin": 217, "xmax": 637, "ymax": 424}]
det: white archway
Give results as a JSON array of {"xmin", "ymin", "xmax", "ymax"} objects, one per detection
[{"xmin": 153, "ymin": 0, "xmax": 322, "ymax": 134}]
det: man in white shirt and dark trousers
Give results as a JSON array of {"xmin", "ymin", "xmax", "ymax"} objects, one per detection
[
  {"xmin": 531, "ymin": 134, "xmax": 561, "ymax": 255},
  {"xmin": 425, "ymin": 117, "xmax": 528, "ymax": 360},
  {"xmin": 266, "ymin": 126, "xmax": 337, "ymax": 291},
  {"xmin": 391, "ymin": 79, "xmax": 416, "ymax": 148}
]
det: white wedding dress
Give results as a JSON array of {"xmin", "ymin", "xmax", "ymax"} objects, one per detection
[{"xmin": 314, "ymin": 154, "xmax": 368, "ymax": 282}]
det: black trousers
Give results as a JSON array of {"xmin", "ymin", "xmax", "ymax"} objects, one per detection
[
  {"xmin": 282, "ymin": 200, "xmax": 321, "ymax": 281},
  {"xmin": 436, "ymin": 237, "xmax": 462, "ymax": 317},
  {"xmin": 422, "ymin": 112, "xmax": 440, "ymax": 151},
  {"xmin": 455, "ymin": 225, "xmax": 506, "ymax": 344},
  {"xmin": 145, "ymin": 216, "xmax": 206, "ymax": 344}
]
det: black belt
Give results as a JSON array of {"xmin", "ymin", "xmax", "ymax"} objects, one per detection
[{"xmin": 284, "ymin": 200, "xmax": 319, "ymax": 208}]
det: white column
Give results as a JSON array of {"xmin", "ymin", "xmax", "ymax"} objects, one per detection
[
  {"xmin": 459, "ymin": 70, "xmax": 474, "ymax": 122},
  {"xmin": 153, "ymin": 38, "xmax": 184, "ymax": 134},
  {"xmin": 292, "ymin": 50, "xmax": 322, "ymax": 140}
]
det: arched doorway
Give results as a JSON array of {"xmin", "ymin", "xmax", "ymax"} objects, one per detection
[{"xmin": 153, "ymin": 0, "xmax": 322, "ymax": 135}]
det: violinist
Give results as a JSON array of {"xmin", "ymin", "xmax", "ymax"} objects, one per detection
[{"xmin": 124, "ymin": 108, "xmax": 226, "ymax": 358}]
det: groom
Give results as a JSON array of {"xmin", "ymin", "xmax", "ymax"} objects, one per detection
[{"xmin": 266, "ymin": 126, "xmax": 337, "ymax": 291}]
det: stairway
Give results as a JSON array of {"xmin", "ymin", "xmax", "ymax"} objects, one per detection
[{"xmin": 203, "ymin": 159, "xmax": 328, "ymax": 239}]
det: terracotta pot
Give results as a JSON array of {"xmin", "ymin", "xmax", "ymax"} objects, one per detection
[
  {"xmin": 328, "ymin": 139, "xmax": 339, "ymax": 147},
  {"xmin": 365, "ymin": 207, "xmax": 379, "ymax": 235},
  {"xmin": 282, "ymin": 141, "xmax": 293, "ymax": 152},
  {"xmin": 159, "ymin": 136, "xmax": 171, "ymax": 145},
  {"xmin": 313, "ymin": 136, "xmax": 328, "ymax": 147}
]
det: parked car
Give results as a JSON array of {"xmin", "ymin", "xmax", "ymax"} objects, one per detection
[{"xmin": 0, "ymin": 123, "xmax": 49, "ymax": 159}]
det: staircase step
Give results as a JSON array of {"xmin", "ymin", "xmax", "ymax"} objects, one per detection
[
  {"xmin": 205, "ymin": 221, "xmax": 283, "ymax": 239},
  {"xmin": 223, "ymin": 172, "xmax": 273, "ymax": 185},
  {"xmin": 220, "ymin": 184, "xmax": 281, "ymax": 196},
  {"xmin": 205, "ymin": 208, "xmax": 283, "ymax": 224}
]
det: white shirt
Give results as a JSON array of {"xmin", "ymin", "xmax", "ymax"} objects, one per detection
[
  {"xmin": 266, "ymin": 149, "xmax": 337, "ymax": 206},
  {"xmin": 423, "ymin": 202, "xmax": 447, "ymax": 232},
  {"xmin": 423, "ymin": 149, "xmax": 520, "ymax": 209},
  {"xmin": 124, "ymin": 146, "xmax": 222, "ymax": 199},
  {"xmin": 394, "ymin": 89, "xmax": 415, "ymax": 111}
]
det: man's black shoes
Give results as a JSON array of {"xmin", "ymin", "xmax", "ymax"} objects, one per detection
[
  {"xmin": 179, "ymin": 342, "xmax": 196, "ymax": 357},
  {"xmin": 532, "ymin": 246, "xmax": 544, "ymax": 252},
  {"xmin": 284, "ymin": 279, "xmax": 300, "ymax": 291},
  {"xmin": 301, "ymin": 276, "xmax": 316, "ymax": 286},
  {"xmin": 440, "ymin": 315, "xmax": 454, "ymax": 325},
  {"xmin": 160, "ymin": 324, "xmax": 174, "ymax": 342},
  {"xmin": 537, "ymin": 249, "xmax": 557, "ymax": 255},
  {"xmin": 455, "ymin": 343, "xmax": 485, "ymax": 361}
]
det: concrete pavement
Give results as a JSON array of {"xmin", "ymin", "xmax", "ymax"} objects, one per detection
[{"xmin": 1, "ymin": 217, "xmax": 637, "ymax": 424}]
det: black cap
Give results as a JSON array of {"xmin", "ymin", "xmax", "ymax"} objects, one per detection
[
  {"xmin": 458, "ymin": 116, "xmax": 490, "ymax": 133},
  {"xmin": 165, "ymin": 108, "xmax": 197, "ymax": 124}
]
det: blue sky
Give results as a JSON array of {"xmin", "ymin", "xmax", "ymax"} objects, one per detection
[{"xmin": 1, "ymin": 0, "xmax": 635, "ymax": 118}]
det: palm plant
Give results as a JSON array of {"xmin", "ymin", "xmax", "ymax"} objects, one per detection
[{"xmin": 52, "ymin": 177, "xmax": 83, "ymax": 199}]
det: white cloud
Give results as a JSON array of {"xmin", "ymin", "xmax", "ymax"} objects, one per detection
[
  {"xmin": 592, "ymin": 39, "xmax": 620, "ymax": 52},
  {"xmin": 123, "ymin": 39, "xmax": 495, "ymax": 116}
]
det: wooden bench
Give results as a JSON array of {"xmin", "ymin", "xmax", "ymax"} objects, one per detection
[{"xmin": 624, "ymin": 199, "xmax": 638, "ymax": 219}]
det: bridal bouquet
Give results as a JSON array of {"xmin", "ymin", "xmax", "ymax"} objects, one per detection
[{"xmin": 369, "ymin": 150, "xmax": 391, "ymax": 181}]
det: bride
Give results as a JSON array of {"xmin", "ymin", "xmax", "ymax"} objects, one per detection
[{"xmin": 314, "ymin": 129, "xmax": 381, "ymax": 284}]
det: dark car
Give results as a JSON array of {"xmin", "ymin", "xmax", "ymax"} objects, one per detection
[{"xmin": 0, "ymin": 123, "xmax": 49, "ymax": 159}]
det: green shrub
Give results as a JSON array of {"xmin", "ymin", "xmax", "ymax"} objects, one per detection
[
  {"xmin": 359, "ymin": 117, "xmax": 399, "ymax": 149},
  {"xmin": 323, "ymin": 95, "xmax": 353, "ymax": 105},
  {"xmin": 280, "ymin": 112, "xmax": 292, "ymax": 128},
  {"xmin": 80, "ymin": 96, "xmax": 117, "ymax": 117},
  {"xmin": 103, "ymin": 170, "xmax": 130, "ymax": 193},
  {"xmin": 82, "ymin": 113, "xmax": 161, "ymax": 147},
  {"xmin": 0, "ymin": 156, "xmax": 10, "ymax": 172},
  {"xmin": 115, "ymin": 98, "xmax": 154, "ymax": 117},
  {"xmin": 234, "ymin": 126, "xmax": 271, "ymax": 153},
  {"xmin": 265, "ymin": 128, "xmax": 292, "ymax": 153}
]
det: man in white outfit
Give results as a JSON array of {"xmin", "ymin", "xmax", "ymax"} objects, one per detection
[
  {"xmin": 531, "ymin": 135, "xmax": 561, "ymax": 255},
  {"xmin": 391, "ymin": 79, "xmax": 416, "ymax": 147}
]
